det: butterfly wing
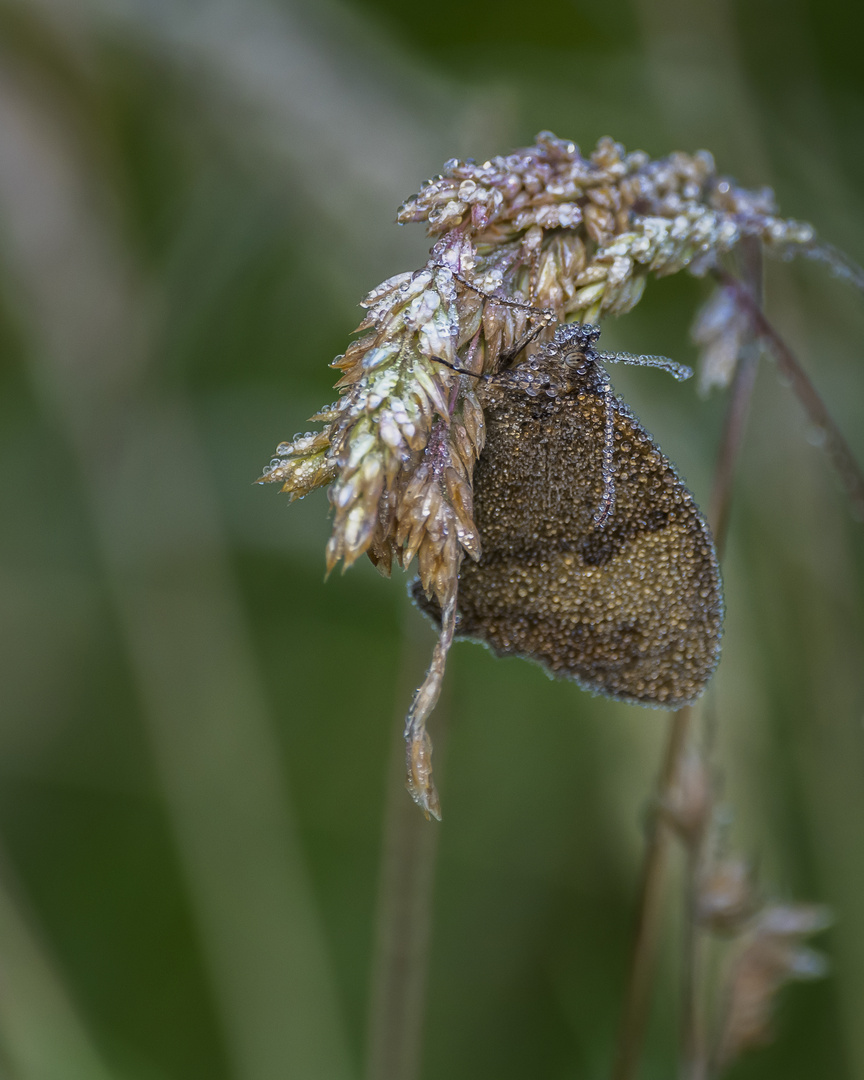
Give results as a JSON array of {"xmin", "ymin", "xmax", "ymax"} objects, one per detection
[{"xmin": 450, "ymin": 361, "xmax": 723, "ymax": 708}]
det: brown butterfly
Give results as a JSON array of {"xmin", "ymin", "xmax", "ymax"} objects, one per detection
[{"xmin": 414, "ymin": 322, "xmax": 723, "ymax": 709}]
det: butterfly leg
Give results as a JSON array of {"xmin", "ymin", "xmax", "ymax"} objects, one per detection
[
  {"xmin": 432, "ymin": 263, "xmax": 556, "ymax": 366},
  {"xmin": 431, "ymin": 356, "xmax": 488, "ymax": 379}
]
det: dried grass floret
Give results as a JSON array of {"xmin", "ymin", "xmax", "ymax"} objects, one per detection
[{"xmin": 715, "ymin": 902, "xmax": 831, "ymax": 1068}]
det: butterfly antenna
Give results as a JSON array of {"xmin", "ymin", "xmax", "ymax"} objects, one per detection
[{"xmin": 597, "ymin": 351, "xmax": 693, "ymax": 381}]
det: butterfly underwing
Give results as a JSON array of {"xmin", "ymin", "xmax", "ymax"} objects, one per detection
[{"xmin": 413, "ymin": 323, "xmax": 723, "ymax": 709}]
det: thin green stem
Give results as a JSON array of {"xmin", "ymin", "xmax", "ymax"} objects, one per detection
[
  {"xmin": 612, "ymin": 242, "xmax": 764, "ymax": 1080},
  {"xmin": 611, "ymin": 706, "xmax": 693, "ymax": 1080},
  {"xmin": 365, "ymin": 610, "xmax": 446, "ymax": 1080},
  {"xmin": 714, "ymin": 268, "xmax": 864, "ymax": 521},
  {"xmin": 681, "ymin": 847, "xmax": 706, "ymax": 1080}
]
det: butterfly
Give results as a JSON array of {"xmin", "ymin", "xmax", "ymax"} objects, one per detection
[{"xmin": 414, "ymin": 321, "xmax": 723, "ymax": 709}]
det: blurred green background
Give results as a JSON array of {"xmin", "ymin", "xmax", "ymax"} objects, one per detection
[{"xmin": 1, "ymin": 0, "xmax": 863, "ymax": 1077}]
